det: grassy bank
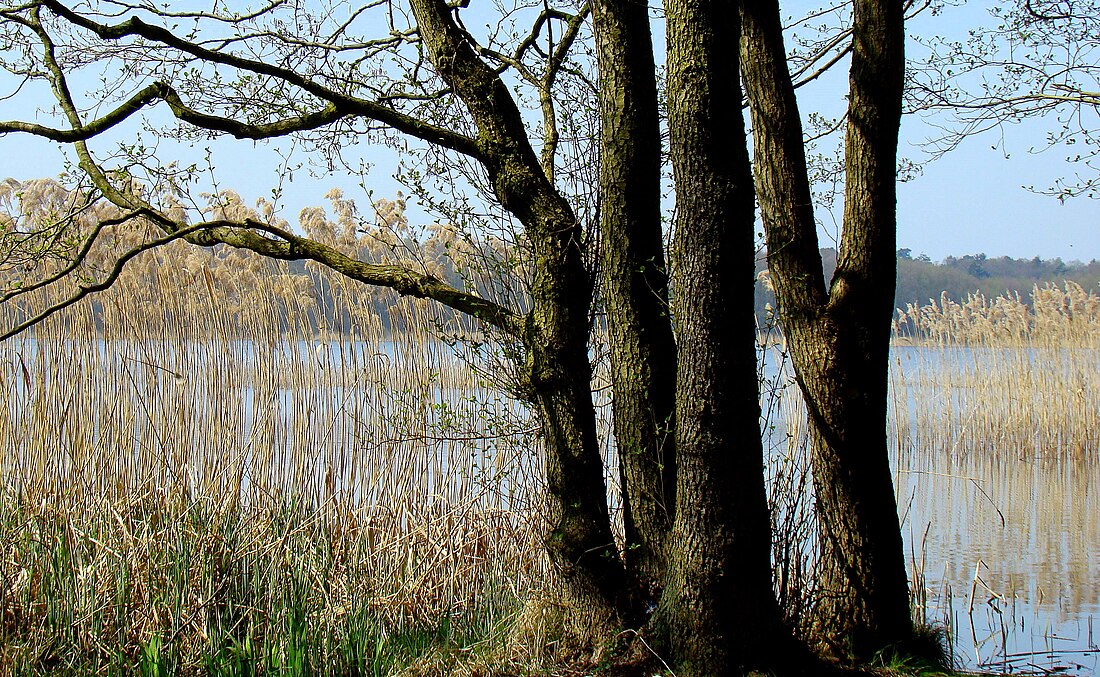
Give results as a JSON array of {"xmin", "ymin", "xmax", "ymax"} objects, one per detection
[
  {"xmin": 0, "ymin": 245, "xmax": 555, "ymax": 674},
  {"xmin": 0, "ymin": 493, "xmax": 532, "ymax": 675}
]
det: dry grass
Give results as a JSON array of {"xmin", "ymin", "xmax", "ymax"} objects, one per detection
[
  {"xmin": 0, "ymin": 492, "xmax": 531, "ymax": 674},
  {"xmin": 0, "ymin": 197, "xmax": 553, "ymax": 673}
]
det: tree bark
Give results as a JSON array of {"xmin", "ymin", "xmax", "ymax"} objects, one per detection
[
  {"xmin": 410, "ymin": 0, "xmax": 631, "ymax": 638},
  {"xmin": 739, "ymin": 0, "xmax": 913, "ymax": 659},
  {"xmin": 815, "ymin": 0, "xmax": 912, "ymax": 657},
  {"xmin": 592, "ymin": 0, "xmax": 678, "ymax": 596},
  {"xmin": 655, "ymin": 0, "xmax": 790, "ymax": 672}
]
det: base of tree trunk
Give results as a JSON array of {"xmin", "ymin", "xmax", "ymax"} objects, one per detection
[{"xmin": 502, "ymin": 583, "xmax": 633, "ymax": 666}]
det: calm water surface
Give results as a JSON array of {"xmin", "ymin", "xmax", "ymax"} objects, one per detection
[
  {"xmin": 885, "ymin": 345, "xmax": 1100, "ymax": 675},
  {"xmin": 896, "ymin": 451, "xmax": 1100, "ymax": 674}
]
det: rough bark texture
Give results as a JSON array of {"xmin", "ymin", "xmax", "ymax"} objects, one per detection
[
  {"xmin": 739, "ymin": 0, "xmax": 913, "ymax": 660},
  {"xmin": 411, "ymin": 0, "xmax": 630, "ymax": 638},
  {"xmin": 655, "ymin": 0, "xmax": 789, "ymax": 673},
  {"xmin": 592, "ymin": 0, "xmax": 678, "ymax": 594}
]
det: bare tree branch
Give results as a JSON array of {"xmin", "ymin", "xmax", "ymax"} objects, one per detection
[
  {"xmin": 0, "ymin": 207, "xmax": 128, "ymax": 304},
  {"xmin": 4, "ymin": 9, "xmax": 525, "ymax": 338},
  {"xmin": 909, "ymin": 0, "xmax": 1100, "ymax": 198},
  {"xmin": 1, "ymin": 221, "xmax": 212, "ymax": 340},
  {"xmin": 0, "ymin": 81, "xmax": 350, "ymax": 141},
  {"xmin": 27, "ymin": 0, "xmax": 483, "ymax": 158}
]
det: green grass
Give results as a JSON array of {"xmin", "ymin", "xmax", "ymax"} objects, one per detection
[{"xmin": 0, "ymin": 493, "xmax": 523, "ymax": 675}]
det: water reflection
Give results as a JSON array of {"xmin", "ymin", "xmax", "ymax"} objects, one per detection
[{"xmin": 896, "ymin": 440, "xmax": 1100, "ymax": 674}]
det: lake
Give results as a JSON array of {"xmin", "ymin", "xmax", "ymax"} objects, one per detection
[
  {"xmin": 1, "ymin": 337, "xmax": 1097, "ymax": 673},
  {"xmin": 897, "ymin": 449, "xmax": 1099, "ymax": 674}
]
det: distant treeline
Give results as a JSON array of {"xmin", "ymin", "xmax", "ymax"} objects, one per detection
[
  {"xmin": 753, "ymin": 248, "xmax": 1100, "ymax": 322},
  {"xmin": 6, "ymin": 175, "xmax": 1096, "ymax": 336}
]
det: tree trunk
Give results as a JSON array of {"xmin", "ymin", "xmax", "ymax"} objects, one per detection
[
  {"xmin": 411, "ymin": 0, "xmax": 631, "ymax": 639},
  {"xmin": 592, "ymin": 0, "xmax": 678, "ymax": 596},
  {"xmin": 814, "ymin": 0, "xmax": 912, "ymax": 656},
  {"xmin": 739, "ymin": 0, "xmax": 913, "ymax": 659},
  {"xmin": 655, "ymin": 0, "xmax": 790, "ymax": 672}
]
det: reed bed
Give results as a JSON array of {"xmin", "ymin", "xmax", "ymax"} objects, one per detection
[
  {"xmin": 7, "ymin": 180, "xmax": 1093, "ymax": 671},
  {"xmin": 0, "ymin": 184, "xmax": 827, "ymax": 672},
  {"xmin": 0, "ymin": 197, "xmax": 554, "ymax": 673},
  {"xmin": 892, "ymin": 282, "xmax": 1100, "ymax": 457},
  {"xmin": 896, "ymin": 283, "xmax": 1100, "ymax": 347}
]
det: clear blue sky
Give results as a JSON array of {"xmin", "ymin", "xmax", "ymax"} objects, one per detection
[
  {"xmin": 894, "ymin": 1, "xmax": 1098, "ymax": 264},
  {"xmin": 1, "ymin": 0, "xmax": 1095, "ymax": 264},
  {"xmin": 788, "ymin": 0, "xmax": 1099, "ymax": 263}
]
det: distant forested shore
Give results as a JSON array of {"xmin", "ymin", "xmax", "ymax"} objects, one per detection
[{"xmin": 754, "ymin": 248, "xmax": 1100, "ymax": 321}]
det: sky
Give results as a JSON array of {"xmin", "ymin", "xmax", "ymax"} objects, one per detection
[
  {"xmin": 895, "ymin": 129, "xmax": 1098, "ymax": 263},
  {"xmin": 0, "ymin": 0, "xmax": 1096, "ymax": 265},
  {"xmin": 893, "ymin": 14, "xmax": 1099, "ymax": 265},
  {"xmin": 789, "ymin": 0, "xmax": 1100, "ymax": 263}
]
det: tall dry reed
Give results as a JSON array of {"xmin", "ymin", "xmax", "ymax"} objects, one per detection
[
  {"xmin": 0, "ymin": 185, "xmax": 550, "ymax": 674},
  {"xmin": 892, "ymin": 282, "xmax": 1100, "ymax": 457}
]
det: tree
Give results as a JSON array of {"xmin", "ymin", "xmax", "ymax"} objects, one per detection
[
  {"xmin": 650, "ymin": 0, "xmax": 793, "ymax": 673},
  {"xmin": 0, "ymin": 0, "xmax": 916, "ymax": 672},
  {"xmin": 586, "ymin": 6, "xmax": 797, "ymax": 672},
  {"xmin": 912, "ymin": 0, "xmax": 1100, "ymax": 199},
  {"xmin": 739, "ymin": 0, "xmax": 913, "ymax": 659},
  {"xmin": 592, "ymin": 0, "xmax": 678, "ymax": 597}
]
